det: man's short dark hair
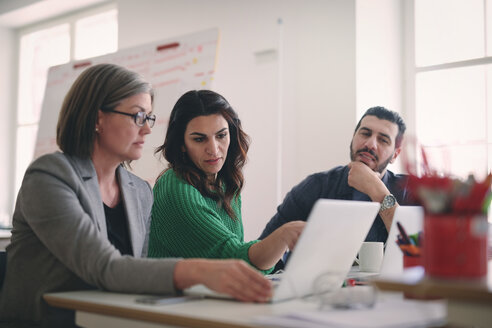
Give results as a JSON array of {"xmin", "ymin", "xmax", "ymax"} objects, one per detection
[{"xmin": 354, "ymin": 106, "xmax": 406, "ymax": 148}]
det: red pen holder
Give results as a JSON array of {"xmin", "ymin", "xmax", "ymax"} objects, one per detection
[
  {"xmin": 403, "ymin": 255, "xmax": 422, "ymax": 268},
  {"xmin": 423, "ymin": 213, "xmax": 488, "ymax": 279},
  {"xmin": 402, "ymin": 255, "xmax": 425, "ymax": 299}
]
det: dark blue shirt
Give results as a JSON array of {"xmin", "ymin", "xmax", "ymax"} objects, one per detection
[{"xmin": 259, "ymin": 165, "xmax": 413, "ymax": 243}]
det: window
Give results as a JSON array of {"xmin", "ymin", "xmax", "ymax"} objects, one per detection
[
  {"xmin": 415, "ymin": 0, "xmax": 484, "ymax": 67},
  {"xmin": 13, "ymin": 7, "xmax": 117, "ymax": 216},
  {"xmin": 413, "ymin": 0, "xmax": 492, "ymax": 180},
  {"xmin": 15, "ymin": 24, "xmax": 71, "ymax": 201},
  {"xmin": 412, "ymin": 0, "xmax": 492, "ymax": 221}
]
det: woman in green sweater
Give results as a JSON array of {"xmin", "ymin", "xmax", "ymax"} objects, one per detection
[{"xmin": 149, "ymin": 90, "xmax": 304, "ymax": 272}]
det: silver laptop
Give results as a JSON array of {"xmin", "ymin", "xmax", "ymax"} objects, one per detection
[
  {"xmin": 379, "ymin": 206, "xmax": 424, "ymax": 278},
  {"xmin": 185, "ymin": 199, "xmax": 380, "ymax": 302}
]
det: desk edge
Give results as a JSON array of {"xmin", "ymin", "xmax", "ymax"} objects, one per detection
[{"xmin": 43, "ymin": 294, "xmax": 256, "ymax": 328}]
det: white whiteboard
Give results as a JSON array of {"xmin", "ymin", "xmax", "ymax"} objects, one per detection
[{"xmin": 35, "ymin": 28, "xmax": 219, "ymax": 184}]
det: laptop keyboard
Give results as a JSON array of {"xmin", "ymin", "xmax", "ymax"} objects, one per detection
[{"xmin": 265, "ymin": 271, "xmax": 284, "ymax": 288}]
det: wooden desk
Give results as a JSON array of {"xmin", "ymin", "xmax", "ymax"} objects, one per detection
[
  {"xmin": 373, "ymin": 265, "xmax": 492, "ymax": 327},
  {"xmin": 44, "ymin": 290, "xmax": 319, "ymax": 328},
  {"xmin": 44, "ymin": 289, "xmax": 448, "ymax": 328}
]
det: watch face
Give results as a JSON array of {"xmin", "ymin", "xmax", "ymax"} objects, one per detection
[{"xmin": 382, "ymin": 194, "xmax": 396, "ymax": 209}]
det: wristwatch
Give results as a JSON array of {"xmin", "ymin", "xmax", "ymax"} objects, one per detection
[{"xmin": 380, "ymin": 194, "xmax": 397, "ymax": 212}]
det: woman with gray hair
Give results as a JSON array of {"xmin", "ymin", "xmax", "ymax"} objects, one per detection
[{"xmin": 0, "ymin": 63, "xmax": 271, "ymax": 327}]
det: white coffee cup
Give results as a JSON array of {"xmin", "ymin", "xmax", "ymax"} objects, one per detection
[{"xmin": 356, "ymin": 242, "xmax": 384, "ymax": 272}]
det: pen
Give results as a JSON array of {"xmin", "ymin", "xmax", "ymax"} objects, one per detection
[
  {"xmin": 343, "ymin": 278, "xmax": 368, "ymax": 287},
  {"xmin": 343, "ymin": 279, "xmax": 356, "ymax": 287},
  {"xmin": 400, "ymin": 244, "xmax": 421, "ymax": 257},
  {"xmin": 396, "ymin": 221, "xmax": 411, "ymax": 244},
  {"xmin": 409, "ymin": 233, "xmax": 419, "ymax": 246}
]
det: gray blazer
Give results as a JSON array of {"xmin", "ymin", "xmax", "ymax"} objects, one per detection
[{"xmin": 0, "ymin": 152, "xmax": 179, "ymax": 323}]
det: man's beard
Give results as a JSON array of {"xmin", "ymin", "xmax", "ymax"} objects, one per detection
[{"xmin": 349, "ymin": 142, "xmax": 394, "ymax": 174}]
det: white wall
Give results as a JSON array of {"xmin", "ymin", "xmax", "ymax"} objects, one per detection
[
  {"xmin": 356, "ymin": 0, "xmax": 403, "ymax": 116},
  {"xmin": 117, "ymin": 0, "xmax": 358, "ymax": 240},
  {"xmin": 0, "ymin": 26, "xmax": 15, "ymax": 226},
  {"xmin": 356, "ymin": 0, "xmax": 405, "ymax": 173}
]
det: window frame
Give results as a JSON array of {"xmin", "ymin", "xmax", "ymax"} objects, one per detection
[
  {"xmin": 405, "ymin": 0, "xmax": 492, "ymax": 173},
  {"xmin": 11, "ymin": 3, "xmax": 118, "ymax": 218},
  {"xmin": 404, "ymin": 0, "xmax": 492, "ymax": 221}
]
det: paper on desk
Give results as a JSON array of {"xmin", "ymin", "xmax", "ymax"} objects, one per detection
[{"xmin": 253, "ymin": 298, "xmax": 446, "ymax": 328}]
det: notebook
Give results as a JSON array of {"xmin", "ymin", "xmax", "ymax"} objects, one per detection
[
  {"xmin": 185, "ymin": 199, "xmax": 380, "ymax": 302},
  {"xmin": 379, "ymin": 206, "xmax": 424, "ymax": 277}
]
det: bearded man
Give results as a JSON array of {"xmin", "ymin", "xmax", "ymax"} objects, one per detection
[{"xmin": 259, "ymin": 107, "xmax": 413, "ymax": 256}]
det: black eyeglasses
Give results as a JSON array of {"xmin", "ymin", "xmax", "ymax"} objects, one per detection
[{"xmin": 106, "ymin": 109, "xmax": 156, "ymax": 128}]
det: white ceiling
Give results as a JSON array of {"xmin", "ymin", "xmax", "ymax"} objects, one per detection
[{"xmin": 0, "ymin": 0, "xmax": 108, "ymax": 28}]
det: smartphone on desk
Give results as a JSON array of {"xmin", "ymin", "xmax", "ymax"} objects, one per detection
[{"xmin": 135, "ymin": 294, "xmax": 204, "ymax": 305}]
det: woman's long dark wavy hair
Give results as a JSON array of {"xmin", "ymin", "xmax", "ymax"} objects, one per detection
[{"xmin": 156, "ymin": 90, "xmax": 250, "ymax": 219}]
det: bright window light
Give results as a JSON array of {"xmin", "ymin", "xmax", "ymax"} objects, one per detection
[
  {"xmin": 416, "ymin": 66, "xmax": 486, "ymax": 145},
  {"xmin": 424, "ymin": 144, "xmax": 488, "ymax": 180},
  {"xmin": 14, "ymin": 126, "xmax": 39, "ymax": 194},
  {"xmin": 14, "ymin": 8, "xmax": 118, "ymax": 204},
  {"xmin": 414, "ymin": 2, "xmax": 491, "ymax": 221},
  {"xmin": 18, "ymin": 24, "xmax": 70, "ymax": 126},
  {"xmin": 415, "ymin": 0, "xmax": 484, "ymax": 67},
  {"xmin": 16, "ymin": 24, "xmax": 70, "ymax": 197}
]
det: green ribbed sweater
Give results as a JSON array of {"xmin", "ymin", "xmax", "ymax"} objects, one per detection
[{"xmin": 148, "ymin": 169, "xmax": 272, "ymax": 273}]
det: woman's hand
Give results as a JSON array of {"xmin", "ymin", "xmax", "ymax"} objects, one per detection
[
  {"xmin": 275, "ymin": 221, "xmax": 305, "ymax": 251},
  {"xmin": 248, "ymin": 220, "xmax": 305, "ymax": 270},
  {"xmin": 173, "ymin": 259, "xmax": 272, "ymax": 302}
]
